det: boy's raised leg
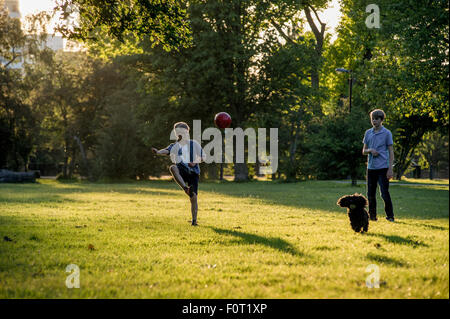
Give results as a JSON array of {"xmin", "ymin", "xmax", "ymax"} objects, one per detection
[{"xmin": 169, "ymin": 165, "xmax": 190, "ymax": 196}]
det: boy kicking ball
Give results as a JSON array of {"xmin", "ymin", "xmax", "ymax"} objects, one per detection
[{"xmin": 152, "ymin": 122, "xmax": 205, "ymax": 226}]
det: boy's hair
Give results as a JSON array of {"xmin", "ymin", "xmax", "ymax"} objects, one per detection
[
  {"xmin": 173, "ymin": 122, "xmax": 190, "ymax": 131},
  {"xmin": 370, "ymin": 109, "xmax": 386, "ymax": 121}
]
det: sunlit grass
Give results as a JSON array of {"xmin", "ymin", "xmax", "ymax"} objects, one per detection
[
  {"xmin": 393, "ymin": 177, "xmax": 449, "ymax": 185},
  {"xmin": 0, "ymin": 179, "xmax": 448, "ymax": 298}
]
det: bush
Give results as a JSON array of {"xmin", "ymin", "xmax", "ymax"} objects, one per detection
[{"xmin": 304, "ymin": 110, "xmax": 368, "ymax": 180}]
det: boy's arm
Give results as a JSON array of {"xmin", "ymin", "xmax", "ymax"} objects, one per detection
[
  {"xmin": 387, "ymin": 145, "xmax": 394, "ymax": 179},
  {"xmin": 362, "ymin": 144, "xmax": 379, "ymax": 156},
  {"xmin": 152, "ymin": 147, "xmax": 169, "ymax": 155}
]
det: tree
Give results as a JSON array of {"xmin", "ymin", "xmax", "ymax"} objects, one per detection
[
  {"xmin": 253, "ymin": 38, "xmax": 317, "ymax": 180},
  {"xmin": 179, "ymin": 0, "xmax": 331, "ymax": 180},
  {"xmin": 130, "ymin": 0, "xmax": 286, "ymax": 181},
  {"xmin": 267, "ymin": 0, "xmax": 330, "ymax": 112},
  {"xmin": 0, "ymin": 67, "xmax": 36, "ymax": 170},
  {"xmin": 94, "ymin": 88, "xmax": 139, "ymax": 180},
  {"xmin": 303, "ymin": 108, "xmax": 367, "ymax": 181},
  {"xmin": 27, "ymin": 50, "xmax": 96, "ymax": 178},
  {"xmin": 416, "ymin": 130, "xmax": 449, "ymax": 180},
  {"xmin": 328, "ymin": 0, "xmax": 449, "ymax": 179},
  {"xmin": 53, "ymin": 0, "xmax": 192, "ymax": 52},
  {"xmin": 0, "ymin": 2, "xmax": 46, "ymax": 170},
  {"xmin": 56, "ymin": 0, "xmax": 338, "ymax": 181},
  {"xmin": 91, "ymin": 59, "xmax": 154, "ymax": 180}
]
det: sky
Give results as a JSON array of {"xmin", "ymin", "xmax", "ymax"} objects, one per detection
[
  {"xmin": 18, "ymin": 0, "xmax": 342, "ymax": 40},
  {"xmin": 19, "ymin": 0, "xmax": 55, "ymax": 18},
  {"xmin": 19, "ymin": 0, "xmax": 58, "ymax": 32}
]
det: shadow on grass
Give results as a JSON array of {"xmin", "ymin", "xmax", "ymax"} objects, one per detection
[
  {"xmin": 2, "ymin": 179, "xmax": 448, "ymax": 220},
  {"xmin": 395, "ymin": 221, "xmax": 448, "ymax": 231},
  {"xmin": 200, "ymin": 181, "xmax": 449, "ymax": 220},
  {"xmin": 209, "ymin": 227, "xmax": 305, "ymax": 257},
  {"xmin": 366, "ymin": 233, "xmax": 428, "ymax": 247},
  {"xmin": 0, "ymin": 180, "xmax": 180, "ymax": 201},
  {"xmin": 0, "ymin": 194, "xmax": 80, "ymax": 204},
  {"xmin": 366, "ymin": 252, "xmax": 407, "ymax": 267}
]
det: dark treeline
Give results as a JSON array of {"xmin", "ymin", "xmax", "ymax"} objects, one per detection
[{"xmin": 1, "ymin": 0, "xmax": 448, "ymax": 181}]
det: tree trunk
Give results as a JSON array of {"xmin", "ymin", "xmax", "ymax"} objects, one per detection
[
  {"xmin": 288, "ymin": 133, "xmax": 299, "ymax": 181},
  {"xmin": 351, "ymin": 173, "xmax": 358, "ymax": 186},
  {"xmin": 304, "ymin": 6, "xmax": 325, "ymax": 114},
  {"xmin": 205, "ymin": 163, "xmax": 218, "ymax": 180},
  {"xmin": 310, "ymin": 68, "xmax": 320, "ymax": 91},
  {"xmin": 74, "ymin": 135, "xmax": 91, "ymax": 180},
  {"xmin": 63, "ymin": 154, "xmax": 68, "ymax": 178},
  {"xmin": 234, "ymin": 162, "xmax": 248, "ymax": 182},
  {"xmin": 232, "ymin": 1, "xmax": 249, "ymax": 182},
  {"xmin": 68, "ymin": 155, "xmax": 75, "ymax": 179},
  {"xmin": 287, "ymin": 109, "xmax": 303, "ymax": 181},
  {"xmin": 255, "ymin": 160, "xmax": 262, "ymax": 177}
]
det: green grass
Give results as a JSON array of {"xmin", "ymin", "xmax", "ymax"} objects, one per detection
[
  {"xmin": 0, "ymin": 179, "xmax": 448, "ymax": 298},
  {"xmin": 392, "ymin": 177, "xmax": 449, "ymax": 185}
]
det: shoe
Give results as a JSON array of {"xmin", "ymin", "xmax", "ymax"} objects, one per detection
[
  {"xmin": 386, "ymin": 217, "xmax": 395, "ymax": 222},
  {"xmin": 191, "ymin": 221, "xmax": 198, "ymax": 226},
  {"xmin": 370, "ymin": 215, "xmax": 378, "ymax": 221}
]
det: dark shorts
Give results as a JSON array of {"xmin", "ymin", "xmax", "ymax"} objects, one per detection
[{"xmin": 177, "ymin": 164, "xmax": 199, "ymax": 195}]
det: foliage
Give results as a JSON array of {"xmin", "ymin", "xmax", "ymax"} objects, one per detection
[
  {"xmin": 326, "ymin": 0, "xmax": 449, "ymax": 180},
  {"xmin": 254, "ymin": 39, "xmax": 317, "ymax": 180},
  {"xmin": 2, "ymin": 0, "xmax": 448, "ymax": 182},
  {"xmin": 53, "ymin": 0, "xmax": 192, "ymax": 52},
  {"xmin": 414, "ymin": 130, "xmax": 449, "ymax": 179},
  {"xmin": 303, "ymin": 108, "xmax": 368, "ymax": 180},
  {"xmin": 0, "ymin": 3, "xmax": 47, "ymax": 170},
  {"xmin": 93, "ymin": 66, "xmax": 140, "ymax": 180},
  {"xmin": 26, "ymin": 51, "xmax": 96, "ymax": 178}
]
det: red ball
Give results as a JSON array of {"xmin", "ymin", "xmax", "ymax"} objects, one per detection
[{"xmin": 214, "ymin": 112, "xmax": 232, "ymax": 129}]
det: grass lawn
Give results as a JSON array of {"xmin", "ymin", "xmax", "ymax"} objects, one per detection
[
  {"xmin": 0, "ymin": 179, "xmax": 448, "ymax": 298},
  {"xmin": 391, "ymin": 177, "xmax": 449, "ymax": 185}
]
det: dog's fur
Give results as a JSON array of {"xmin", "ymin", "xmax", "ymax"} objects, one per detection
[{"xmin": 337, "ymin": 193, "xmax": 369, "ymax": 233}]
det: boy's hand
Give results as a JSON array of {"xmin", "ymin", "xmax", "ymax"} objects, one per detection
[
  {"xmin": 188, "ymin": 162, "xmax": 196, "ymax": 168},
  {"xmin": 387, "ymin": 168, "xmax": 394, "ymax": 180},
  {"xmin": 151, "ymin": 147, "xmax": 158, "ymax": 154},
  {"xmin": 370, "ymin": 149, "xmax": 379, "ymax": 156}
]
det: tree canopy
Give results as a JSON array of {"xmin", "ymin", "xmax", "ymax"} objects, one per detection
[
  {"xmin": 2, "ymin": 0, "xmax": 448, "ymax": 181},
  {"xmin": 54, "ymin": 0, "xmax": 193, "ymax": 51}
]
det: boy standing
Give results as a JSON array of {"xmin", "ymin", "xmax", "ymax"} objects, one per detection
[
  {"xmin": 152, "ymin": 122, "xmax": 205, "ymax": 226},
  {"xmin": 362, "ymin": 109, "xmax": 395, "ymax": 222}
]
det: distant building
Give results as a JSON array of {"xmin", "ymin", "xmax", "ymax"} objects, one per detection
[
  {"xmin": 1, "ymin": 0, "xmax": 67, "ymax": 69},
  {"xmin": 40, "ymin": 35, "xmax": 65, "ymax": 52},
  {"xmin": 1, "ymin": 0, "xmax": 23, "ymax": 68},
  {"xmin": 5, "ymin": 0, "xmax": 20, "ymax": 19}
]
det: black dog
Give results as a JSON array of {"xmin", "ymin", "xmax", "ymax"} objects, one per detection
[{"xmin": 337, "ymin": 193, "xmax": 369, "ymax": 233}]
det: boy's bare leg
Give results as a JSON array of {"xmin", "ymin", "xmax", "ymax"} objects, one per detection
[
  {"xmin": 190, "ymin": 194, "xmax": 198, "ymax": 225},
  {"xmin": 169, "ymin": 165, "xmax": 189, "ymax": 193}
]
